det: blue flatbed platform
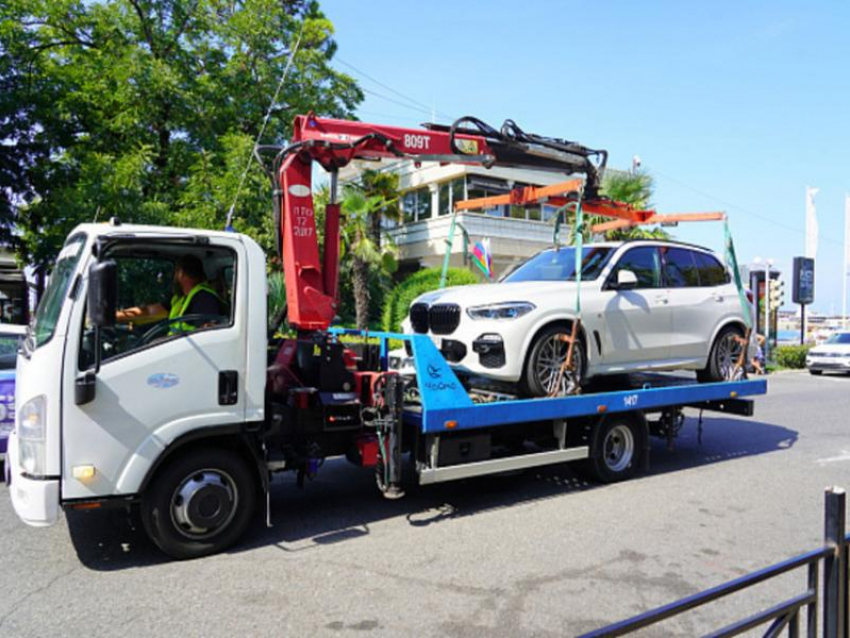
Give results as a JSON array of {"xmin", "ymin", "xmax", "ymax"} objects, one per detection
[{"xmin": 330, "ymin": 330, "xmax": 767, "ymax": 434}]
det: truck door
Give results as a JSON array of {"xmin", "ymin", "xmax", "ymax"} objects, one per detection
[
  {"xmin": 60, "ymin": 237, "xmax": 248, "ymax": 501},
  {"xmin": 600, "ymin": 246, "xmax": 672, "ymax": 366}
]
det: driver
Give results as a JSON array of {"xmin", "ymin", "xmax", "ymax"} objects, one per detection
[{"xmin": 116, "ymin": 255, "xmax": 225, "ymax": 332}]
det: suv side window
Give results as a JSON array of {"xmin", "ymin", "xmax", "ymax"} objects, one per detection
[
  {"xmin": 662, "ymin": 247, "xmax": 700, "ymax": 287},
  {"xmin": 610, "ymin": 246, "xmax": 662, "ymax": 289},
  {"xmin": 693, "ymin": 251, "xmax": 729, "ymax": 286}
]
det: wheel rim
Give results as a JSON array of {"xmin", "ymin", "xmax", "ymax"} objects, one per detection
[
  {"xmin": 602, "ymin": 424, "xmax": 634, "ymax": 473},
  {"xmin": 534, "ymin": 333, "xmax": 582, "ymax": 396},
  {"xmin": 716, "ymin": 332, "xmax": 744, "ymax": 380},
  {"xmin": 170, "ymin": 469, "xmax": 239, "ymax": 541}
]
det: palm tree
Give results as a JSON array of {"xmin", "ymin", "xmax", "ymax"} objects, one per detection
[
  {"xmin": 340, "ymin": 188, "xmax": 399, "ymax": 329},
  {"xmin": 359, "ymin": 169, "xmax": 402, "ymax": 247},
  {"xmin": 599, "ymin": 170, "xmax": 669, "ymax": 241}
]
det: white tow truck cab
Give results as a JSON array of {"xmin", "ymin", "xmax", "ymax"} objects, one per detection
[{"xmin": 8, "ymin": 222, "xmax": 268, "ymax": 554}]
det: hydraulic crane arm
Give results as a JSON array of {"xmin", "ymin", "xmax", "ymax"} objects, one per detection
[{"xmin": 256, "ymin": 113, "xmax": 608, "ymax": 332}]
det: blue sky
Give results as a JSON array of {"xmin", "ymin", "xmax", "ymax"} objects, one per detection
[{"xmin": 321, "ymin": 1, "xmax": 849, "ymax": 313}]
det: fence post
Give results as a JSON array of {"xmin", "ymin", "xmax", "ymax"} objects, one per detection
[{"xmin": 823, "ymin": 487, "xmax": 846, "ymax": 638}]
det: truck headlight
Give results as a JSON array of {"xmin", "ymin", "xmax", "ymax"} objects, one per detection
[
  {"xmin": 18, "ymin": 396, "xmax": 46, "ymax": 476},
  {"xmin": 19, "ymin": 396, "xmax": 46, "ymax": 441},
  {"xmin": 467, "ymin": 302, "xmax": 535, "ymax": 321}
]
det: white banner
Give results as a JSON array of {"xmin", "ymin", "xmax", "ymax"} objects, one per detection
[{"xmin": 805, "ymin": 186, "xmax": 819, "ymax": 260}]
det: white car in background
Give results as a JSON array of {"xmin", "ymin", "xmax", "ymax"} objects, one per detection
[
  {"xmin": 806, "ymin": 332, "xmax": 850, "ymax": 375},
  {"xmin": 404, "ymin": 240, "xmax": 748, "ymax": 396}
]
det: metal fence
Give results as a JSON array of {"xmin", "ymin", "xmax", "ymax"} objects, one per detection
[{"xmin": 581, "ymin": 487, "xmax": 848, "ymax": 638}]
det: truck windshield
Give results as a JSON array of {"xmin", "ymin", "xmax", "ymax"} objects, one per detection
[
  {"xmin": 502, "ymin": 247, "xmax": 613, "ymax": 283},
  {"xmin": 33, "ymin": 233, "xmax": 86, "ymax": 348}
]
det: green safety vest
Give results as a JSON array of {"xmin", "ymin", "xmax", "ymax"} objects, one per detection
[{"xmin": 168, "ymin": 283, "xmax": 222, "ymax": 335}]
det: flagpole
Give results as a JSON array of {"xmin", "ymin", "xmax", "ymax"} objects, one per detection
[
  {"xmin": 844, "ymin": 194, "xmax": 849, "ymax": 329},
  {"xmin": 804, "ymin": 186, "xmax": 819, "ymax": 341}
]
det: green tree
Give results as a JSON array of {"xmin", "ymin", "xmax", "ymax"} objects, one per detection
[
  {"xmin": 340, "ymin": 187, "xmax": 398, "ymax": 329},
  {"xmin": 1, "ymin": 0, "xmax": 362, "ymax": 284},
  {"xmin": 598, "ymin": 170, "xmax": 669, "ymax": 240}
]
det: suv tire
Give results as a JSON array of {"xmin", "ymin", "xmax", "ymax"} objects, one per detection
[{"xmin": 522, "ymin": 324, "xmax": 585, "ymax": 397}]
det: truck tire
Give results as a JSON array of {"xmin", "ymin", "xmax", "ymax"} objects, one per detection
[
  {"xmin": 583, "ymin": 416, "xmax": 643, "ymax": 483},
  {"xmin": 522, "ymin": 324, "xmax": 585, "ymax": 397},
  {"xmin": 141, "ymin": 447, "xmax": 257, "ymax": 560},
  {"xmin": 697, "ymin": 325, "xmax": 745, "ymax": 383}
]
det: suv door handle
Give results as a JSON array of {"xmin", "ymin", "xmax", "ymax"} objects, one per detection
[
  {"xmin": 713, "ymin": 294, "xmax": 724, "ymax": 302},
  {"xmin": 653, "ymin": 294, "xmax": 669, "ymax": 304}
]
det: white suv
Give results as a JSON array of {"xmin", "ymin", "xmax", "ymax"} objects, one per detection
[{"xmin": 404, "ymin": 241, "xmax": 747, "ymax": 395}]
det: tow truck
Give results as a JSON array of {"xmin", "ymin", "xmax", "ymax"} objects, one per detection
[{"xmin": 5, "ymin": 114, "xmax": 766, "ymax": 559}]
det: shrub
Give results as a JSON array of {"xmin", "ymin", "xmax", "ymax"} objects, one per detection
[
  {"xmin": 773, "ymin": 344, "xmax": 810, "ymax": 369},
  {"xmin": 382, "ymin": 267, "xmax": 479, "ymax": 332}
]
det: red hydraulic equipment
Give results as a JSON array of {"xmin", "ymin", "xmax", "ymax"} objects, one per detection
[{"xmin": 256, "ymin": 114, "xmax": 610, "ymax": 332}]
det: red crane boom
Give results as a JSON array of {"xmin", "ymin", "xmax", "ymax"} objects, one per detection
[{"xmin": 258, "ymin": 113, "xmax": 608, "ymax": 331}]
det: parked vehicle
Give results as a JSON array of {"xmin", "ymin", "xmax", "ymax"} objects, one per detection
[
  {"xmin": 806, "ymin": 331, "xmax": 850, "ymax": 375},
  {"xmin": 404, "ymin": 240, "xmax": 748, "ymax": 395},
  {"xmin": 0, "ymin": 324, "xmax": 25, "ymax": 456}
]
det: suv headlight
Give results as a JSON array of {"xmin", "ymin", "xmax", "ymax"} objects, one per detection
[
  {"xmin": 467, "ymin": 302, "xmax": 536, "ymax": 321},
  {"xmin": 18, "ymin": 396, "xmax": 46, "ymax": 476}
]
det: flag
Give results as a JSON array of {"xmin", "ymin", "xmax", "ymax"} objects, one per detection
[
  {"xmin": 471, "ymin": 238, "xmax": 492, "ymax": 279},
  {"xmin": 724, "ymin": 220, "xmax": 752, "ymax": 328},
  {"xmin": 805, "ymin": 186, "xmax": 819, "ymax": 259}
]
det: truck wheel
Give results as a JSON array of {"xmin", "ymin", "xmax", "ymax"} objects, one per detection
[
  {"xmin": 522, "ymin": 325, "xmax": 585, "ymax": 397},
  {"xmin": 141, "ymin": 448, "xmax": 257, "ymax": 560},
  {"xmin": 583, "ymin": 417, "xmax": 643, "ymax": 483},
  {"xmin": 697, "ymin": 326, "xmax": 745, "ymax": 383}
]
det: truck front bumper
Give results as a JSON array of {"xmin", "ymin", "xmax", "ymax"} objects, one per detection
[{"xmin": 5, "ymin": 432, "xmax": 60, "ymax": 527}]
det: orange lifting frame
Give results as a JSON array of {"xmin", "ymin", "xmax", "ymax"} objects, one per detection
[{"xmin": 454, "ymin": 177, "xmax": 726, "ymax": 230}]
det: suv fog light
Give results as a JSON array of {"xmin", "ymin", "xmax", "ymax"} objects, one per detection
[{"xmin": 473, "ymin": 334, "xmax": 506, "ymax": 369}]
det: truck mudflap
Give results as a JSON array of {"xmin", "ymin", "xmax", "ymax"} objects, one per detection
[{"xmin": 5, "ymin": 432, "xmax": 60, "ymax": 527}]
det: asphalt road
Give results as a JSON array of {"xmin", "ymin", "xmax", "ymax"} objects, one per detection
[{"xmin": 0, "ymin": 370, "xmax": 847, "ymax": 637}]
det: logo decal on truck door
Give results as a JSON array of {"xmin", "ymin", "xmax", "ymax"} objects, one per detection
[{"xmin": 147, "ymin": 373, "xmax": 180, "ymax": 389}]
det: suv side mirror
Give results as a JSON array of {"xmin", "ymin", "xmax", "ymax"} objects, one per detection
[
  {"xmin": 88, "ymin": 260, "xmax": 117, "ymax": 328},
  {"xmin": 614, "ymin": 269, "xmax": 639, "ymax": 290}
]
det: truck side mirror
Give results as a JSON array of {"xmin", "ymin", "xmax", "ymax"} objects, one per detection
[
  {"xmin": 88, "ymin": 260, "xmax": 117, "ymax": 328},
  {"xmin": 614, "ymin": 269, "xmax": 639, "ymax": 290}
]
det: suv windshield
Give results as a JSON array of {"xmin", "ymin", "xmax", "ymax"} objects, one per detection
[
  {"xmin": 33, "ymin": 233, "xmax": 86, "ymax": 348},
  {"xmin": 503, "ymin": 247, "xmax": 613, "ymax": 283}
]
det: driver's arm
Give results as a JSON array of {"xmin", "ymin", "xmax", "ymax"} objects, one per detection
[{"xmin": 116, "ymin": 303, "xmax": 168, "ymax": 324}]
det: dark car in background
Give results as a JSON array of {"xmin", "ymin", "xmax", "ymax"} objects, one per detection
[{"xmin": 0, "ymin": 324, "xmax": 26, "ymax": 456}]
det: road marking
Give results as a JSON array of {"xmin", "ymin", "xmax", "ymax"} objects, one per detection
[{"xmin": 817, "ymin": 450, "xmax": 850, "ymax": 465}]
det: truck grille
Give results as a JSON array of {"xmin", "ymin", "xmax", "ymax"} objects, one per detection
[
  {"xmin": 409, "ymin": 303, "xmax": 429, "ymax": 333},
  {"xmin": 429, "ymin": 303, "xmax": 461, "ymax": 335}
]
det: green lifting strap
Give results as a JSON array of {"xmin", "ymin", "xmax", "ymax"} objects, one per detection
[
  {"xmin": 439, "ymin": 212, "xmax": 458, "ymax": 289},
  {"xmin": 573, "ymin": 194, "xmax": 584, "ymax": 316},
  {"xmin": 552, "ymin": 205, "xmax": 569, "ymax": 248},
  {"xmin": 724, "ymin": 219, "xmax": 753, "ymax": 329},
  {"xmin": 439, "ymin": 212, "xmax": 471, "ymax": 288}
]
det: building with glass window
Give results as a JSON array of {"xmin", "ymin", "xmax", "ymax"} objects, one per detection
[{"xmin": 341, "ymin": 159, "xmax": 596, "ymax": 279}]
